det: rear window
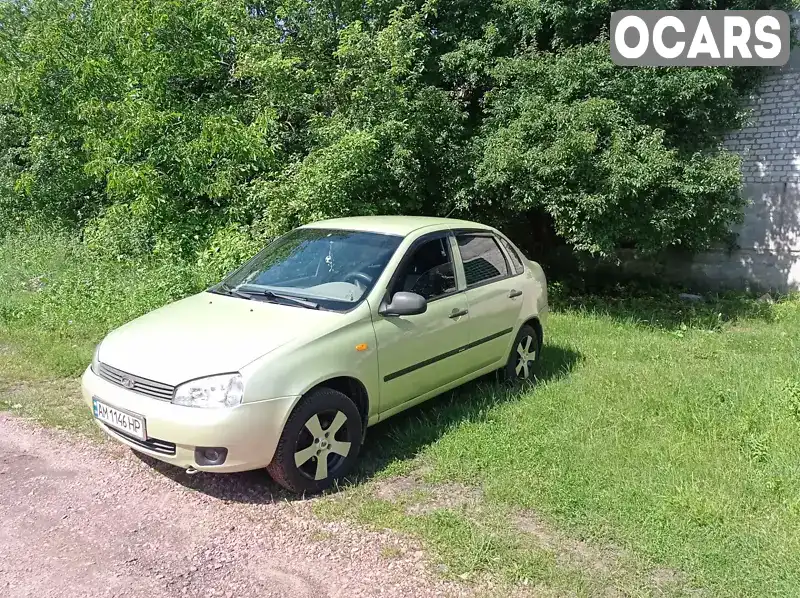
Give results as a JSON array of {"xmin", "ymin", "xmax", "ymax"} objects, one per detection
[{"xmin": 456, "ymin": 234, "xmax": 509, "ymax": 286}]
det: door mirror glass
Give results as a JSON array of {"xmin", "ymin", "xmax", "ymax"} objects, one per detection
[{"xmin": 379, "ymin": 292, "xmax": 428, "ymax": 317}]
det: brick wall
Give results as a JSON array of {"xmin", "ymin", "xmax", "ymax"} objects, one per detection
[{"xmin": 713, "ymin": 36, "xmax": 800, "ymax": 291}]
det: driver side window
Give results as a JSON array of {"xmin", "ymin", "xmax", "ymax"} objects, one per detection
[{"xmin": 392, "ymin": 237, "xmax": 457, "ymax": 301}]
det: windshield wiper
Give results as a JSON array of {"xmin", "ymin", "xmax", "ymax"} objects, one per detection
[
  {"xmin": 213, "ymin": 283, "xmax": 252, "ymax": 300},
  {"xmin": 247, "ymin": 290, "xmax": 320, "ymax": 310}
]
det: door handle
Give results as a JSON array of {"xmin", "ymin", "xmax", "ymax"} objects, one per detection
[
  {"xmin": 509, "ymin": 290, "xmax": 523, "ymax": 299},
  {"xmin": 449, "ymin": 308, "xmax": 469, "ymax": 319}
]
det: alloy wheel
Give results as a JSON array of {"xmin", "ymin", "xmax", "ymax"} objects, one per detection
[
  {"xmin": 294, "ymin": 410, "xmax": 352, "ymax": 481},
  {"xmin": 515, "ymin": 334, "xmax": 537, "ymax": 380}
]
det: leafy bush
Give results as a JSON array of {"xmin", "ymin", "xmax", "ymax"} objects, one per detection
[
  {"xmin": 477, "ymin": 44, "xmax": 747, "ymax": 254},
  {"xmin": 0, "ymin": 0, "xmax": 794, "ymax": 259}
]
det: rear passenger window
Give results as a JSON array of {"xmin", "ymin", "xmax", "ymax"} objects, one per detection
[
  {"xmin": 456, "ymin": 235, "xmax": 509, "ymax": 287},
  {"xmin": 498, "ymin": 237, "xmax": 524, "ymax": 275}
]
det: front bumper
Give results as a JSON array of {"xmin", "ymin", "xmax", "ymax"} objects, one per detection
[{"xmin": 81, "ymin": 367, "xmax": 299, "ymax": 473}]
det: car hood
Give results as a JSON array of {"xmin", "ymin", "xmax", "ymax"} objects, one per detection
[{"xmin": 97, "ymin": 292, "xmax": 342, "ymax": 386}]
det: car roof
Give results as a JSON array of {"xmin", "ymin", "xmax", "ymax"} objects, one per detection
[{"xmin": 300, "ymin": 215, "xmax": 494, "ymax": 237}]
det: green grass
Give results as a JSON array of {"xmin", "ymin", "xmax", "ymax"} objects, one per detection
[
  {"xmin": 2, "ymin": 229, "xmax": 800, "ymax": 596},
  {"xmin": 0, "ymin": 228, "xmax": 206, "ymax": 378},
  {"xmin": 0, "ymin": 228, "xmax": 205, "ymax": 429},
  {"xmin": 320, "ymin": 294, "xmax": 800, "ymax": 596}
]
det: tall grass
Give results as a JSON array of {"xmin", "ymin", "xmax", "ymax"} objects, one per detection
[{"xmin": 0, "ymin": 228, "xmax": 207, "ymax": 377}]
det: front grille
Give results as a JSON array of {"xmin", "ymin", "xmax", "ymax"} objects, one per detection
[
  {"xmin": 97, "ymin": 362, "xmax": 175, "ymax": 401},
  {"xmin": 103, "ymin": 424, "xmax": 177, "ymax": 456}
]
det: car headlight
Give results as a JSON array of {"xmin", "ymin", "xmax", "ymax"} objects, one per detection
[
  {"xmin": 91, "ymin": 343, "xmax": 101, "ymax": 374},
  {"xmin": 173, "ymin": 374, "xmax": 244, "ymax": 409}
]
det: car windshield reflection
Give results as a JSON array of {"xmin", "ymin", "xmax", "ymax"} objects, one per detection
[{"xmin": 217, "ymin": 228, "xmax": 403, "ymax": 311}]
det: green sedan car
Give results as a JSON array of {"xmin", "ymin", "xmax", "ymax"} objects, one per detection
[{"xmin": 82, "ymin": 216, "xmax": 548, "ymax": 493}]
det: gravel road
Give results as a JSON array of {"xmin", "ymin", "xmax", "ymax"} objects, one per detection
[{"xmin": 0, "ymin": 414, "xmax": 472, "ymax": 598}]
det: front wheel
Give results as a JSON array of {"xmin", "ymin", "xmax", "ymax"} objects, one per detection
[
  {"xmin": 502, "ymin": 324, "xmax": 541, "ymax": 384},
  {"xmin": 267, "ymin": 387, "xmax": 363, "ymax": 494}
]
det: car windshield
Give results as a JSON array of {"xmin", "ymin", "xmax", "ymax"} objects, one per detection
[{"xmin": 218, "ymin": 228, "xmax": 403, "ymax": 311}]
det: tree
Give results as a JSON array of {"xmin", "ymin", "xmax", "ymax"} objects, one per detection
[{"xmin": 0, "ymin": 0, "xmax": 793, "ymax": 261}]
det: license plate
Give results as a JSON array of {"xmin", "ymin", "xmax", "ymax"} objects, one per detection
[{"xmin": 92, "ymin": 397, "xmax": 146, "ymax": 441}]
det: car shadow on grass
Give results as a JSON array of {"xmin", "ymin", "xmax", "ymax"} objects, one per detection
[
  {"xmin": 355, "ymin": 343, "xmax": 581, "ymax": 481},
  {"xmin": 136, "ymin": 342, "xmax": 581, "ymax": 503}
]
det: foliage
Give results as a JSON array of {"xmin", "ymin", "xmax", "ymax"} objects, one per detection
[
  {"xmin": 0, "ymin": 0, "xmax": 795, "ymax": 256},
  {"xmin": 476, "ymin": 44, "xmax": 747, "ymax": 253}
]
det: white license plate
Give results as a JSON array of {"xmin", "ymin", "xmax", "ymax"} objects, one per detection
[{"xmin": 92, "ymin": 397, "xmax": 146, "ymax": 441}]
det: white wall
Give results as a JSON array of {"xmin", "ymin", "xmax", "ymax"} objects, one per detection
[{"xmin": 714, "ymin": 33, "xmax": 800, "ymax": 291}]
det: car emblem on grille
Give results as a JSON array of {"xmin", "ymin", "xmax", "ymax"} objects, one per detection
[{"xmin": 121, "ymin": 377, "xmax": 135, "ymax": 389}]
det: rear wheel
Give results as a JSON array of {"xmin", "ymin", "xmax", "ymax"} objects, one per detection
[
  {"xmin": 502, "ymin": 324, "xmax": 541, "ymax": 384},
  {"xmin": 267, "ymin": 387, "xmax": 362, "ymax": 494}
]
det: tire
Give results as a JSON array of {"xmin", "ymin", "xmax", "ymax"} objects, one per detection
[
  {"xmin": 267, "ymin": 387, "xmax": 363, "ymax": 494},
  {"xmin": 502, "ymin": 324, "xmax": 541, "ymax": 384}
]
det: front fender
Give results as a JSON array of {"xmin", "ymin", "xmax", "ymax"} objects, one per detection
[{"xmin": 240, "ymin": 309, "xmax": 380, "ymax": 419}]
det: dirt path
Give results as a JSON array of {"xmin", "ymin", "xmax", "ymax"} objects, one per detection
[{"xmin": 0, "ymin": 414, "xmax": 470, "ymax": 598}]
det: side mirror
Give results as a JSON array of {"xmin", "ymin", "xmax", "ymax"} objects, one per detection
[{"xmin": 379, "ymin": 291, "xmax": 428, "ymax": 317}]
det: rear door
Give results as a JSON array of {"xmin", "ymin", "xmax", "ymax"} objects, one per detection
[{"xmin": 453, "ymin": 232, "xmax": 525, "ymax": 369}]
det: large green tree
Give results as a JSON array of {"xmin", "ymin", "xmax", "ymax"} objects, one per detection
[{"xmin": 0, "ymin": 0, "xmax": 793, "ymax": 263}]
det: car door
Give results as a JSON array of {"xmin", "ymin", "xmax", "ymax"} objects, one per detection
[
  {"xmin": 371, "ymin": 231, "xmax": 472, "ymax": 415},
  {"xmin": 453, "ymin": 231, "xmax": 525, "ymax": 370}
]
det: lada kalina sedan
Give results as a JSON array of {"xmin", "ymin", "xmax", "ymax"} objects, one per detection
[{"xmin": 83, "ymin": 216, "xmax": 548, "ymax": 493}]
